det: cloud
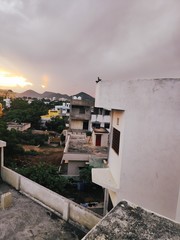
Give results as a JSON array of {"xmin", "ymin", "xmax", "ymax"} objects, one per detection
[
  {"xmin": 0, "ymin": 0, "xmax": 180, "ymax": 95},
  {"xmin": 0, "ymin": 69, "xmax": 32, "ymax": 88}
]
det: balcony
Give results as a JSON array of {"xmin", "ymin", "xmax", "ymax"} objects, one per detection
[{"xmin": 92, "ymin": 168, "xmax": 119, "ymax": 192}]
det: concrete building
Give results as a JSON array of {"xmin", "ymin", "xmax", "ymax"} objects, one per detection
[
  {"xmin": 69, "ymin": 97, "xmax": 93, "ymax": 131},
  {"xmin": 61, "ymin": 131, "xmax": 108, "ymax": 176},
  {"xmin": 92, "ymin": 78, "xmax": 180, "ymax": 221},
  {"xmin": 55, "ymin": 102, "xmax": 70, "ymax": 117},
  {"xmin": 91, "ymin": 128, "xmax": 109, "ymax": 147}
]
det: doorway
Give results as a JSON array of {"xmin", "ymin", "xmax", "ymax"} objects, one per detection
[{"xmin": 96, "ymin": 134, "xmax": 102, "ymax": 146}]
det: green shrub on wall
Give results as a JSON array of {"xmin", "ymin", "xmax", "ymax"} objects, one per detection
[{"xmin": 15, "ymin": 163, "xmax": 69, "ymax": 194}]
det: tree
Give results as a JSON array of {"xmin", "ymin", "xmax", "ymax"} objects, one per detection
[{"xmin": 45, "ymin": 117, "xmax": 65, "ymax": 133}]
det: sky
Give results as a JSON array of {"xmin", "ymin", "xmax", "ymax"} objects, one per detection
[{"xmin": 0, "ymin": 0, "xmax": 180, "ymax": 96}]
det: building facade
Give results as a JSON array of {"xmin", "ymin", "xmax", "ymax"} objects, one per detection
[
  {"xmin": 92, "ymin": 78, "xmax": 180, "ymax": 221},
  {"xmin": 69, "ymin": 97, "xmax": 93, "ymax": 131}
]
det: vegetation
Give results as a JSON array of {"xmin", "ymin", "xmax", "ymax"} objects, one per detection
[
  {"xmin": 79, "ymin": 166, "xmax": 93, "ymax": 184},
  {"xmin": 3, "ymin": 98, "xmax": 49, "ymax": 129},
  {"xmin": 45, "ymin": 117, "xmax": 66, "ymax": 133},
  {"xmin": 14, "ymin": 163, "xmax": 69, "ymax": 194}
]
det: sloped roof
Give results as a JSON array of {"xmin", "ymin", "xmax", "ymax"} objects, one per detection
[{"xmin": 83, "ymin": 201, "xmax": 180, "ymax": 240}]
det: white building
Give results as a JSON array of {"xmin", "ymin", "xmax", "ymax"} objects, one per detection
[
  {"xmin": 55, "ymin": 102, "xmax": 70, "ymax": 117},
  {"xmin": 3, "ymin": 98, "xmax": 11, "ymax": 108},
  {"xmin": 92, "ymin": 78, "xmax": 180, "ymax": 221},
  {"xmin": 90, "ymin": 107, "xmax": 111, "ymax": 131},
  {"xmin": 7, "ymin": 122, "xmax": 31, "ymax": 131}
]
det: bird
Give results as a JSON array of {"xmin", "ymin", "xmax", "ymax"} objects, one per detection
[{"xmin": 96, "ymin": 77, "xmax": 102, "ymax": 83}]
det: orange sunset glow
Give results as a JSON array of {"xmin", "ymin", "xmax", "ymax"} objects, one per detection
[{"xmin": 0, "ymin": 70, "xmax": 32, "ymax": 88}]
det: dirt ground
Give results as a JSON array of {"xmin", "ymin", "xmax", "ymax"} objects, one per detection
[{"xmin": 14, "ymin": 145, "xmax": 64, "ymax": 167}]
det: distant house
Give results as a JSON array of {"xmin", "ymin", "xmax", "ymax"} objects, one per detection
[
  {"xmin": 92, "ymin": 78, "xmax": 180, "ymax": 221},
  {"xmin": 55, "ymin": 102, "xmax": 70, "ymax": 117},
  {"xmin": 92, "ymin": 128, "xmax": 109, "ymax": 147},
  {"xmin": 40, "ymin": 109, "xmax": 61, "ymax": 127},
  {"xmin": 7, "ymin": 122, "xmax": 31, "ymax": 131},
  {"xmin": 69, "ymin": 96, "xmax": 93, "ymax": 131},
  {"xmin": 61, "ymin": 130, "xmax": 108, "ymax": 176},
  {"xmin": 3, "ymin": 98, "xmax": 11, "ymax": 108}
]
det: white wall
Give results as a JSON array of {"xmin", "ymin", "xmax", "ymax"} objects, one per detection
[
  {"xmin": 108, "ymin": 110, "xmax": 125, "ymax": 188},
  {"xmin": 176, "ymin": 186, "xmax": 180, "ymax": 222},
  {"xmin": 95, "ymin": 79, "xmax": 180, "ymax": 220}
]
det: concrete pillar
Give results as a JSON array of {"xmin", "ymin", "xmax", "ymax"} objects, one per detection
[
  {"xmin": 63, "ymin": 201, "xmax": 69, "ymax": 221},
  {"xmin": 1, "ymin": 192, "xmax": 12, "ymax": 209},
  {"xmin": 103, "ymin": 188, "xmax": 109, "ymax": 216}
]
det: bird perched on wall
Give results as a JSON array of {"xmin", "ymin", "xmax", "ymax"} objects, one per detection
[{"xmin": 96, "ymin": 77, "xmax": 102, "ymax": 83}]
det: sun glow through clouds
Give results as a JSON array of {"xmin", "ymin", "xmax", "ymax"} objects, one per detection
[{"xmin": 0, "ymin": 70, "xmax": 32, "ymax": 88}]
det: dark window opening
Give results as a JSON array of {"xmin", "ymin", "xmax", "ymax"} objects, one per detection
[
  {"xmin": 104, "ymin": 110, "xmax": 110, "ymax": 115},
  {"xmin": 83, "ymin": 121, "xmax": 89, "ymax": 130},
  {"xmin": 92, "ymin": 122, "xmax": 100, "ymax": 128},
  {"xmin": 79, "ymin": 107, "xmax": 85, "ymax": 114},
  {"xmin": 112, "ymin": 128, "xmax": 120, "ymax": 155},
  {"xmin": 104, "ymin": 122, "xmax": 110, "ymax": 129}
]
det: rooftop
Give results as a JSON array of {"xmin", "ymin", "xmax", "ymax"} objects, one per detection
[
  {"xmin": 68, "ymin": 134, "xmax": 108, "ymax": 156},
  {"xmin": 0, "ymin": 182, "xmax": 85, "ymax": 240},
  {"xmin": 83, "ymin": 201, "xmax": 180, "ymax": 240}
]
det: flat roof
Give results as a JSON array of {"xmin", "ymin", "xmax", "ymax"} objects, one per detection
[
  {"xmin": 83, "ymin": 200, "xmax": 180, "ymax": 239},
  {"xmin": 0, "ymin": 183, "xmax": 85, "ymax": 239}
]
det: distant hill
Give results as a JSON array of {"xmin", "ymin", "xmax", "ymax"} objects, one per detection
[
  {"xmin": 42, "ymin": 91, "xmax": 70, "ymax": 99},
  {"xmin": 17, "ymin": 90, "xmax": 41, "ymax": 98},
  {"xmin": 16, "ymin": 89, "xmax": 94, "ymax": 102},
  {"xmin": 0, "ymin": 89, "xmax": 16, "ymax": 98}
]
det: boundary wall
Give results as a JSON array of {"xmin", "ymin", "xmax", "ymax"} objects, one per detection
[{"xmin": 1, "ymin": 166, "xmax": 101, "ymax": 232}]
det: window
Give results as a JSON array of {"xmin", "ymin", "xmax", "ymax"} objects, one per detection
[
  {"xmin": 92, "ymin": 107, "xmax": 99, "ymax": 115},
  {"xmin": 104, "ymin": 122, "xmax": 110, "ymax": 129},
  {"xmin": 112, "ymin": 128, "xmax": 120, "ymax": 155},
  {"xmin": 104, "ymin": 110, "xmax": 110, "ymax": 115},
  {"xmin": 79, "ymin": 107, "xmax": 85, "ymax": 114},
  {"xmin": 92, "ymin": 122, "xmax": 100, "ymax": 128}
]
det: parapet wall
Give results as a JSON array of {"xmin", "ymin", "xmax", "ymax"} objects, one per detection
[{"xmin": 1, "ymin": 166, "xmax": 101, "ymax": 232}]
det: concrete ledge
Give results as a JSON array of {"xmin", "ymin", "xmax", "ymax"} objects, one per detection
[{"xmin": 1, "ymin": 167, "xmax": 20, "ymax": 190}]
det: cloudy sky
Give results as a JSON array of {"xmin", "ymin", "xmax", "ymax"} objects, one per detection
[{"xmin": 0, "ymin": 0, "xmax": 180, "ymax": 96}]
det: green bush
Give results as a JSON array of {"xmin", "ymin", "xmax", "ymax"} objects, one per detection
[
  {"xmin": 24, "ymin": 150, "xmax": 40, "ymax": 156},
  {"xmin": 15, "ymin": 163, "xmax": 69, "ymax": 194},
  {"xmin": 86, "ymin": 131, "xmax": 92, "ymax": 137}
]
